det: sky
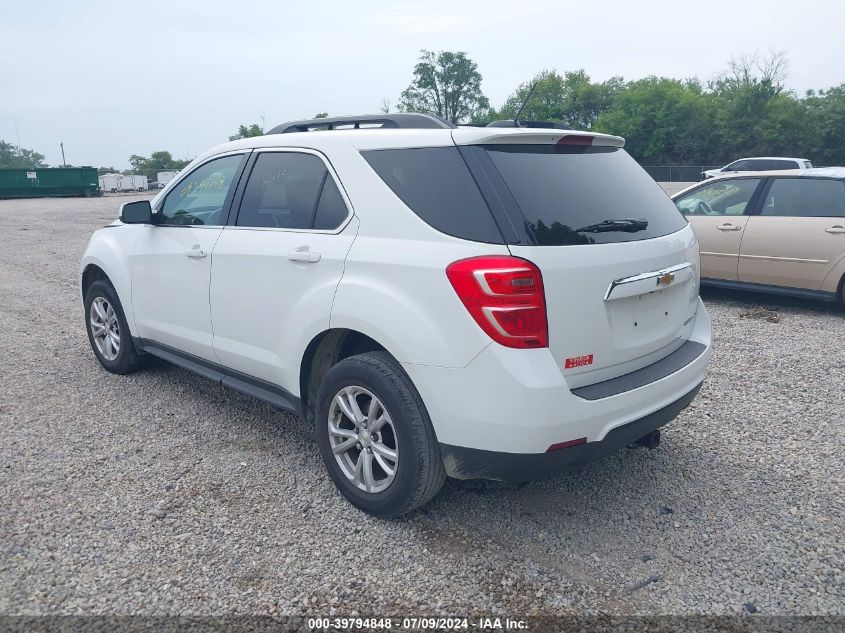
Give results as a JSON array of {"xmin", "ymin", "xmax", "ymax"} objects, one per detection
[{"xmin": 2, "ymin": 0, "xmax": 844, "ymax": 168}]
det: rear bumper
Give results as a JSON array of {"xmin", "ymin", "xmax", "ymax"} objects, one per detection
[
  {"xmin": 439, "ymin": 382, "xmax": 701, "ymax": 481},
  {"xmin": 402, "ymin": 297, "xmax": 711, "ymax": 462}
]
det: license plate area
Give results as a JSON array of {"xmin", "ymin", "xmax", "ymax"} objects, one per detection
[{"xmin": 607, "ymin": 283, "xmax": 691, "ymax": 350}]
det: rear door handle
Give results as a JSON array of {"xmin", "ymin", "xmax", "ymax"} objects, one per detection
[
  {"xmin": 187, "ymin": 247, "xmax": 207, "ymax": 258},
  {"xmin": 287, "ymin": 250, "xmax": 321, "ymax": 263},
  {"xmin": 825, "ymin": 225, "xmax": 845, "ymax": 234},
  {"xmin": 717, "ymin": 223, "xmax": 742, "ymax": 231}
]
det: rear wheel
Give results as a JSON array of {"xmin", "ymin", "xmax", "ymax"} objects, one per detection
[
  {"xmin": 315, "ymin": 351, "xmax": 445, "ymax": 517},
  {"xmin": 84, "ymin": 279, "xmax": 146, "ymax": 374}
]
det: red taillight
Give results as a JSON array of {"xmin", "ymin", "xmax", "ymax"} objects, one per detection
[{"xmin": 446, "ymin": 255, "xmax": 548, "ymax": 349}]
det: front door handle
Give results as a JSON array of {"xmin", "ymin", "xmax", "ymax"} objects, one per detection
[
  {"xmin": 187, "ymin": 246, "xmax": 207, "ymax": 258},
  {"xmin": 717, "ymin": 223, "xmax": 742, "ymax": 231},
  {"xmin": 825, "ymin": 225, "xmax": 845, "ymax": 234},
  {"xmin": 287, "ymin": 249, "xmax": 321, "ymax": 263}
]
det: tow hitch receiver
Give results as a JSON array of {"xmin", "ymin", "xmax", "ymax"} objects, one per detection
[{"xmin": 630, "ymin": 429, "xmax": 661, "ymax": 450}]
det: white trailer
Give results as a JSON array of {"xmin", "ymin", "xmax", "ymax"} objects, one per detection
[
  {"xmin": 98, "ymin": 173, "xmax": 121, "ymax": 193},
  {"xmin": 157, "ymin": 171, "xmax": 178, "ymax": 186},
  {"xmin": 130, "ymin": 175, "xmax": 149, "ymax": 191},
  {"xmin": 98, "ymin": 173, "xmax": 148, "ymax": 192}
]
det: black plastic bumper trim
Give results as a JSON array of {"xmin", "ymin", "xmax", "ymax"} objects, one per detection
[
  {"xmin": 439, "ymin": 382, "xmax": 702, "ymax": 481},
  {"xmin": 571, "ymin": 340, "xmax": 706, "ymax": 401}
]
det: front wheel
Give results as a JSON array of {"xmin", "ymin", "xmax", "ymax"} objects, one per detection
[
  {"xmin": 315, "ymin": 352, "xmax": 445, "ymax": 517},
  {"xmin": 84, "ymin": 279, "xmax": 146, "ymax": 374}
]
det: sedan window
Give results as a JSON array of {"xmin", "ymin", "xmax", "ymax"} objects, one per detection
[
  {"xmin": 675, "ymin": 179, "xmax": 761, "ymax": 216},
  {"xmin": 761, "ymin": 178, "xmax": 845, "ymax": 217}
]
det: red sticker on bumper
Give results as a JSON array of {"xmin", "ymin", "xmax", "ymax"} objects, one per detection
[{"xmin": 565, "ymin": 354, "xmax": 594, "ymax": 369}]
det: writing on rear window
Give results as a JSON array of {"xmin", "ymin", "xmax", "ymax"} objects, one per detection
[{"xmin": 565, "ymin": 354, "xmax": 594, "ymax": 369}]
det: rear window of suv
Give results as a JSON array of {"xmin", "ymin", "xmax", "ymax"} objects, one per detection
[
  {"xmin": 483, "ymin": 145, "xmax": 687, "ymax": 245},
  {"xmin": 363, "ymin": 143, "xmax": 687, "ymax": 246}
]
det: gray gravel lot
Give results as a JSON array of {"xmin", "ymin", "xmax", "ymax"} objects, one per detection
[{"xmin": 1, "ymin": 194, "xmax": 843, "ymax": 617}]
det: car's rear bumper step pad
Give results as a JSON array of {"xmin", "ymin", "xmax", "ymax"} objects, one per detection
[{"xmin": 570, "ymin": 340, "xmax": 706, "ymax": 401}]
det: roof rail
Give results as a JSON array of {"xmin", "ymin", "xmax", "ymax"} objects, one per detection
[
  {"xmin": 486, "ymin": 120, "xmax": 574, "ymax": 130},
  {"xmin": 267, "ymin": 113, "xmax": 454, "ymax": 134}
]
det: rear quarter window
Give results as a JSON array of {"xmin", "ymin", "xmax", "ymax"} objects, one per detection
[
  {"xmin": 483, "ymin": 145, "xmax": 688, "ymax": 245},
  {"xmin": 761, "ymin": 178, "xmax": 845, "ymax": 217},
  {"xmin": 362, "ymin": 147, "xmax": 504, "ymax": 243}
]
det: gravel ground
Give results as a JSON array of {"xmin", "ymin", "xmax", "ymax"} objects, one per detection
[{"xmin": 1, "ymin": 194, "xmax": 843, "ymax": 618}]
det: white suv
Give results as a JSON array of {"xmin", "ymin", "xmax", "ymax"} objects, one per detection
[{"xmin": 80, "ymin": 113, "xmax": 711, "ymax": 517}]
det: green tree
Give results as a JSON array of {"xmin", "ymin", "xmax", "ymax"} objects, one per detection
[
  {"xmin": 707, "ymin": 53, "xmax": 791, "ymax": 160},
  {"xmin": 314, "ymin": 112, "xmax": 329, "ymax": 119},
  {"xmin": 128, "ymin": 151, "xmax": 191, "ymax": 172},
  {"xmin": 499, "ymin": 70, "xmax": 622, "ymax": 129},
  {"xmin": 228, "ymin": 123, "xmax": 264, "ymax": 141},
  {"xmin": 0, "ymin": 140, "xmax": 47, "ymax": 168},
  {"xmin": 399, "ymin": 50, "xmax": 490, "ymax": 123},
  {"xmin": 595, "ymin": 77, "xmax": 713, "ymax": 164},
  {"xmin": 801, "ymin": 85, "xmax": 845, "ymax": 164}
]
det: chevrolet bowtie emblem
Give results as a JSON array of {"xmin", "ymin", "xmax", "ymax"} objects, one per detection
[{"xmin": 656, "ymin": 272, "xmax": 675, "ymax": 287}]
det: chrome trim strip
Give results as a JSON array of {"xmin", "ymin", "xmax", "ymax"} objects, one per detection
[
  {"xmin": 738, "ymin": 254, "xmax": 828, "ymax": 264},
  {"xmin": 700, "ymin": 251, "xmax": 739, "ymax": 259},
  {"xmin": 604, "ymin": 262, "xmax": 693, "ymax": 301}
]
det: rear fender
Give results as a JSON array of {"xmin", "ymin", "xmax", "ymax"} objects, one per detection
[{"xmin": 330, "ymin": 236, "xmax": 510, "ymax": 368}]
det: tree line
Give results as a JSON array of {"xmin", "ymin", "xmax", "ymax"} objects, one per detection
[
  {"xmin": 228, "ymin": 50, "xmax": 844, "ymax": 167},
  {"xmin": 393, "ymin": 50, "xmax": 845, "ymax": 166}
]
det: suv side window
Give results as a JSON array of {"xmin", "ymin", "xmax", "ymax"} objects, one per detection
[
  {"xmin": 236, "ymin": 152, "xmax": 348, "ymax": 230},
  {"xmin": 675, "ymin": 178, "xmax": 761, "ymax": 216},
  {"xmin": 761, "ymin": 178, "xmax": 845, "ymax": 217},
  {"xmin": 160, "ymin": 155, "xmax": 243, "ymax": 226},
  {"xmin": 313, "ymin": 177, "xmax": 349, "ymax": 230},
  {"xmin": 725, "ymin": 160, "xmax": 751, "ymax": 172}
]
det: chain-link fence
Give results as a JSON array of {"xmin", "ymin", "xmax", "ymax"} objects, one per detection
[{"xmin": 640, "ymin": 165, "xmax": 722, "ymax": 182}]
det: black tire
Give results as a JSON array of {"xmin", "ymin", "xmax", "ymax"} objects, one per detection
[
  {"xmin": 315, "ymin": 351, "xmax": 446, "ymax": 518},
  {"xmin": 84, "ymin": 279, "xmax": 146, "ymax": 374}
]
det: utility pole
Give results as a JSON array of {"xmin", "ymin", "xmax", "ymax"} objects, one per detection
[{"xmin": 60, "ymin": 142, "xmax": 67, "ymax": 167}]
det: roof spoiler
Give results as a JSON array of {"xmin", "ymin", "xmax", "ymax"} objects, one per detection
[
  {"xmin": 453, "ymin": 127, "xmax": 625, "ymax": 148},
  {"xmin": 485, "ymin": 120, "xmax": 574, "ymax": 130}
]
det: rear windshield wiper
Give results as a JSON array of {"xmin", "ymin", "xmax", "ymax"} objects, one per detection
[{"xmin": 576, "ymin": 218, "xmax": 649, "ymax": 233}]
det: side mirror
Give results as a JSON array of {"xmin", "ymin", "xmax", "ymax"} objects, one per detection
[{"xmin": 120, "ymin": 200, "xmax": 152, "ymax": 224}]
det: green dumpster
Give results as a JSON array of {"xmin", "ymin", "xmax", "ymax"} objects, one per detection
[{"xmin": 0, "ymin": 167, "xmax": 101, "ymax": 198}]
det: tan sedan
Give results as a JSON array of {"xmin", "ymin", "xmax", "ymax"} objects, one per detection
[{"xmin": 672, "ymin": 168, "xmax": 845, "ymax": 303}]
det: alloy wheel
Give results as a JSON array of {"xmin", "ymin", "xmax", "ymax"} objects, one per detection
[
  {"xmin": 89, "ymin": 296, "xmax": 120, "ymax": 361},
  {"xmin": 328, "ymin": 385, "xmax": 399, "ymax": 493}
]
